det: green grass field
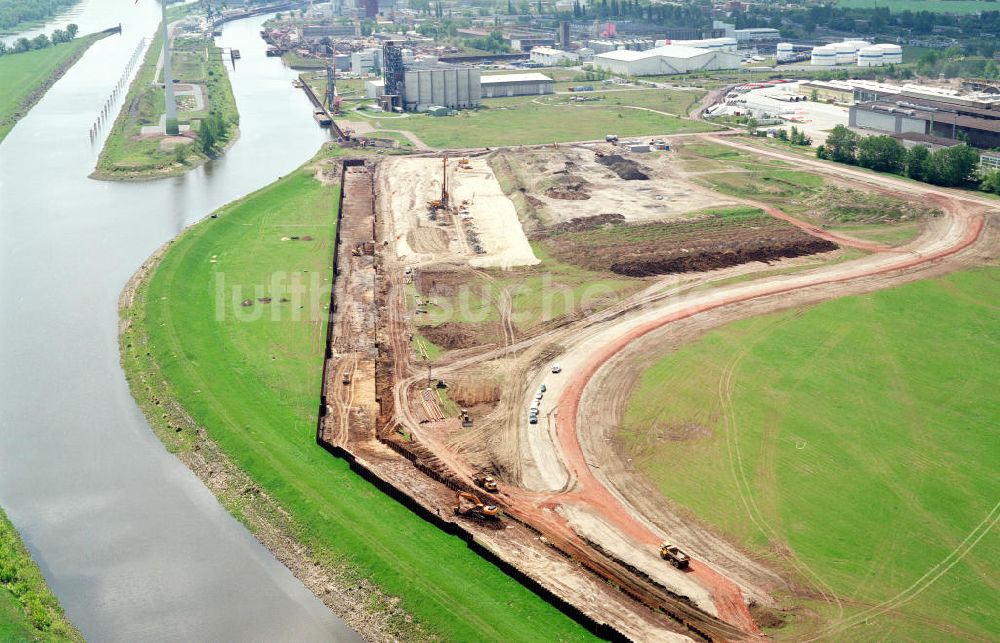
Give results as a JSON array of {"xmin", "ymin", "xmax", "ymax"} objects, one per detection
[
  {"xmin": 836, "ymin": 0, "xmax": 996, "ymax": 12},
  {"xmin": 0, "ymin": 507, "xmax": 82, "ymax": 641},
  {"xmin": 0, "ymin": 33, "xmax": 103, "ymax": 142},
  {"xmin": 122, "ymin": 162, "xmax": 598, "ymax": 641},
  {"xmin": 679, "ymin": 142, "xmax": 930, "ymax": 246},
  {"xmin": 95, "ymin": 31, "xmax": 238, "ymax": 179},
  {"xmin": 622, "ymin": 266, "xmax": 1000, "ymax": 640},
  {"xmin": 349, "ymin": 89, "xmax": 717, "ymax": 148}
]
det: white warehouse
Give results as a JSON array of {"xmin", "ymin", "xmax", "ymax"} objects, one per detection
[
  {"xmin": 592, "ymin": 45, "xmax": 739, "ymax": 76},
  {"xmin": 530, "ymin": 46, "xmax": 579, "ymax": 66}
]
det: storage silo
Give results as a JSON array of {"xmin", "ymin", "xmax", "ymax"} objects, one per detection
[
  {"xmin": 776, "ymin": 42, "xmax": 794, "ymax": 61},
  {"xmin": 811, "ymin": 46, "xmax": 836, "ymax": 66},
  {"xmin": 835, "ymin": 42, "xmax": 857, "ymax": 65},
  {"xmin": 857, "ymin": 46, "xmax": 884, "ymax": 67},
  {"xmin": 875, "ymin": 43, "xmax": 902, "ymax": 64}
]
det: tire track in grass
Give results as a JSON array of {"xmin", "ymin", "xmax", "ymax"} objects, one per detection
[{"xmin": 716, "ymin": 318, "xmax": 847, "ymax": 627}]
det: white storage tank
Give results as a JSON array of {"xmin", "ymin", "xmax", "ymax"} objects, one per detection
[
  {"xmin": 875, "ymin": 43, "xmax": 902, "ymax": 64},
  {"xmin": 858, "ymin": 46, "xmax": 884, "ymax": 67},
  {"xmin": 811, "ymin": 46, "xmax": 837, "ymax": 66},
  {"xmin": 835, "ymin": 42, "xmax": 858, "ymax": 65},
  {"xmin": 776, "ymin": 42, "xmax": 794, "ymax": 61}
]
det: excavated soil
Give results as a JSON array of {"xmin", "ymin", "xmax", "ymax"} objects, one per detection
[
  {"xmin": 596, "ymin": 154, "xmax": 650, "ymax": 180},
  {"xmin": 419, "ymin": 321, "xmax": 504, "ymax": 350},
  {"xmin": 538, "ymin": 215, "xmax": 839, "ymax": 277},
  {"xmin": 545, "ymin": 186, "xmax": 591, "ymax": 200},
  {"xmin": 611, "ymin": 237, "xmax": 838, "ymax": 276},
  {"xmin": 543, "ymin": 213, "xmax": 626, "ymax": 235}
]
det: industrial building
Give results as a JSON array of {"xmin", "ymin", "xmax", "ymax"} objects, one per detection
[
  {"xmin": 481, "ymin": 72, "xmax": 554, "ymax": 97},
  {"xmin": 351, "ymin": 47, "xmax": 383, "ymax": 73},
  {"xmin": 712, "ymin": 22, "xmax": 780, "ymax": 43},
  {"xmin": 509, "ymin": 37, "xmax": 556, "ymax": 51},
  {"xmin": 529, "ymin": 46, "xmax": 579, "ymax": 66},
  {"xmin": 592, "ymin": 45, "xmax": 739, "ymax": 76},
  {"xmin": 850, "ymin": 89, "xmax": 1000, "ymax": 149},
  {"xmin": 654, "ymin": 37, "xmax": 737, "ymax": 53},
  {"xmin": 402, "ymin": 68, "xmax": 481, "ymax": 111},
  {"xmin": 587, "ymin": 39, "xmax": 655, "ymax": 54},
  {"xmin": 365, "ymin": 78, "xmax": 385, "ymax": 99},
  {"xmin": 734, "ymin": 28, "xmax": 780, "ymax": 43}
]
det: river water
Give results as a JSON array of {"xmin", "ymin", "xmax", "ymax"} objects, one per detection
[{"xmin": 0, "ymin": 2, "xmax": 356, "ymax": 640}]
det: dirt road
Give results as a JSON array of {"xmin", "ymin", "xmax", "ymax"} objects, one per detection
[
  {"xmin": 385, "ymin": 138, "xmax": 996, "ymax": 639},
  {"xmin": 515, "ymin": 138, "xmax": 991, "ymax": 631}
]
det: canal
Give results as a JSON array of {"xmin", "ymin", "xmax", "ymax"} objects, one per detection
[{"xmin": 0, "ymin": 1, "xmax": 355, "ymax": 640}]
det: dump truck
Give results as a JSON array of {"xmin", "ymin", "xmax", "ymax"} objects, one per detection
[
  {"xmin": 659, "ymin": 542, "xmax": 690, "ymax": 569},
  {"xmin": 473, "ymin": 474, "xmax": 498, "ymax": 492},
  {"xmin": 453, "ymin": 491, "xmax": 499, "ymax": 520}
]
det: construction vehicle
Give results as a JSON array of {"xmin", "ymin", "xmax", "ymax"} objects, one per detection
[
  {"xmin": 453, "ymin": 491, "xmax": 499, "ymax": 520},
  {"xmin": 461, "ymin": 408, "xmax": 473, "ymax": 428},
  {"xmin": 342, "ymin": 373, "xmax": 351, "ymax": 385},
  {"xmin": 427, "ymin": 156, "xmax": 449, "ymax": 211},
  {"xmin": 473, "ymin": 474, "xmax": 498, "ymax": 492},
  {"xmin": 659, "ymin": 542, "xmax": 690, "ymax": 569},
  {"xmin": 458, "ymin": 157, "xmax": 471, "ymax": 168}
]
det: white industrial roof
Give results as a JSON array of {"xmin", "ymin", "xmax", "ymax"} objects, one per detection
[
  {"xmin": 595, "ymin": 44, "xmax": 714, "ymax": 61},
  {"xmin": 481, "ymin": 72, "xmax": 555, "ymax": 84},
  {"xmin": 530, "ymin": 46, "xmax": 572, "ymax": 56}
]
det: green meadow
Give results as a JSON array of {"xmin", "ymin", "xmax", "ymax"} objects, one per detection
[{"xmin": 622, "ymin": 266, "xmax": 1000, "ymax": 639}]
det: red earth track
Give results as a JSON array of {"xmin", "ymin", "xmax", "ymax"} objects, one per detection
[{"xmin": 552, "ymin": 196, "xmax": 985, "ymax": 635}]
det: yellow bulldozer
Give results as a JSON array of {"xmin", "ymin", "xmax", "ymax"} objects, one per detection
[
  {"xmin": 659, "ymin": 542, "xmax": 690, "ymax": 569},
  {"xmin": 473, "ymin": 474, "xmax": 497, "ymax": 493}
]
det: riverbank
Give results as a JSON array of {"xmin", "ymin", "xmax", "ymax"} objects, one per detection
[
  {"xmin": 93, "ymin": 20, "xmax": 239, "ymax": 181},
  {"xmin": 119, "ymin": 145, "xmax": 598, "ymax": 642},
  {"xmin": 0, "ymin": 31, "xmax": 107, "ymax": 142},
  {"xmin": 0, "ymin": 506, "xmax": 82, "ymax": 641}
]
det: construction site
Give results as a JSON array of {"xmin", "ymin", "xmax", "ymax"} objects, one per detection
[{"xmin": 314, "ymin": 135, "xmax": 995, "ymax": 641}]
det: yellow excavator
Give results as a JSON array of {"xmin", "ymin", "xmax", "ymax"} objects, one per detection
[{"xmin": 453, "ymin": 491, "xmax": 499, "ymax": 519}]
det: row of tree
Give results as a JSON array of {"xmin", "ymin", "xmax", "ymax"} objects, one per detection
[
  {"xmin": 0, "ymin": 0, "xmax": 75, "ymax": 31},
  {"xmin": 0, "ymin": 23, "xmax": 77, "ymax": 56},
  {"xmin": 817, "ymin": 126, "xmax": 992, "ymax": 191}
]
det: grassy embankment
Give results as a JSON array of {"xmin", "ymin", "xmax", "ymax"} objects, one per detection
[
  {"xmin": 0, "ymin": 507, "xmax": 82, "ymax": 642},
  {"xmin": 93, "ymin": 27, "xmax": 238, "ymax": 180},
  {"xmin": 678, "ymin": 142, "xmax": 936, "ymax": 246},
  {"xmin": 345, "ymin": 88, "xmax": 718, "ymax": 148},
  {"xmin": 622, "ymin": 266, "xmax": 1000, "ymax": 640},
  {"xmin": 0, "ymin": 32, "xmax": 107, "ymax": 142},
  {"xmin": 120, "ymin": 157, "xmax": 598, "ymax": 641}
]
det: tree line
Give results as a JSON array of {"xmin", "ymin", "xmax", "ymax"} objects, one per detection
[
  {"xmin": 817, "ymin": 125, "xmax": 1000, "ymax": 194},
  {"xmin": 0, "ymin": 23, "xmax": 77, "ymax": 56},
  {"xmin": 0, "ymin": 0, "xmax": 76, "ymax": 31}
]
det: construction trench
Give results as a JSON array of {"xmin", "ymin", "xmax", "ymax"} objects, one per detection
[
  {"xmin": 316, "ymin": 159, "xmax": 744, "ymax": 642},
  {"xmin": 314, "ymin": 145, "xmax": 995, "ymax": 642}
]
